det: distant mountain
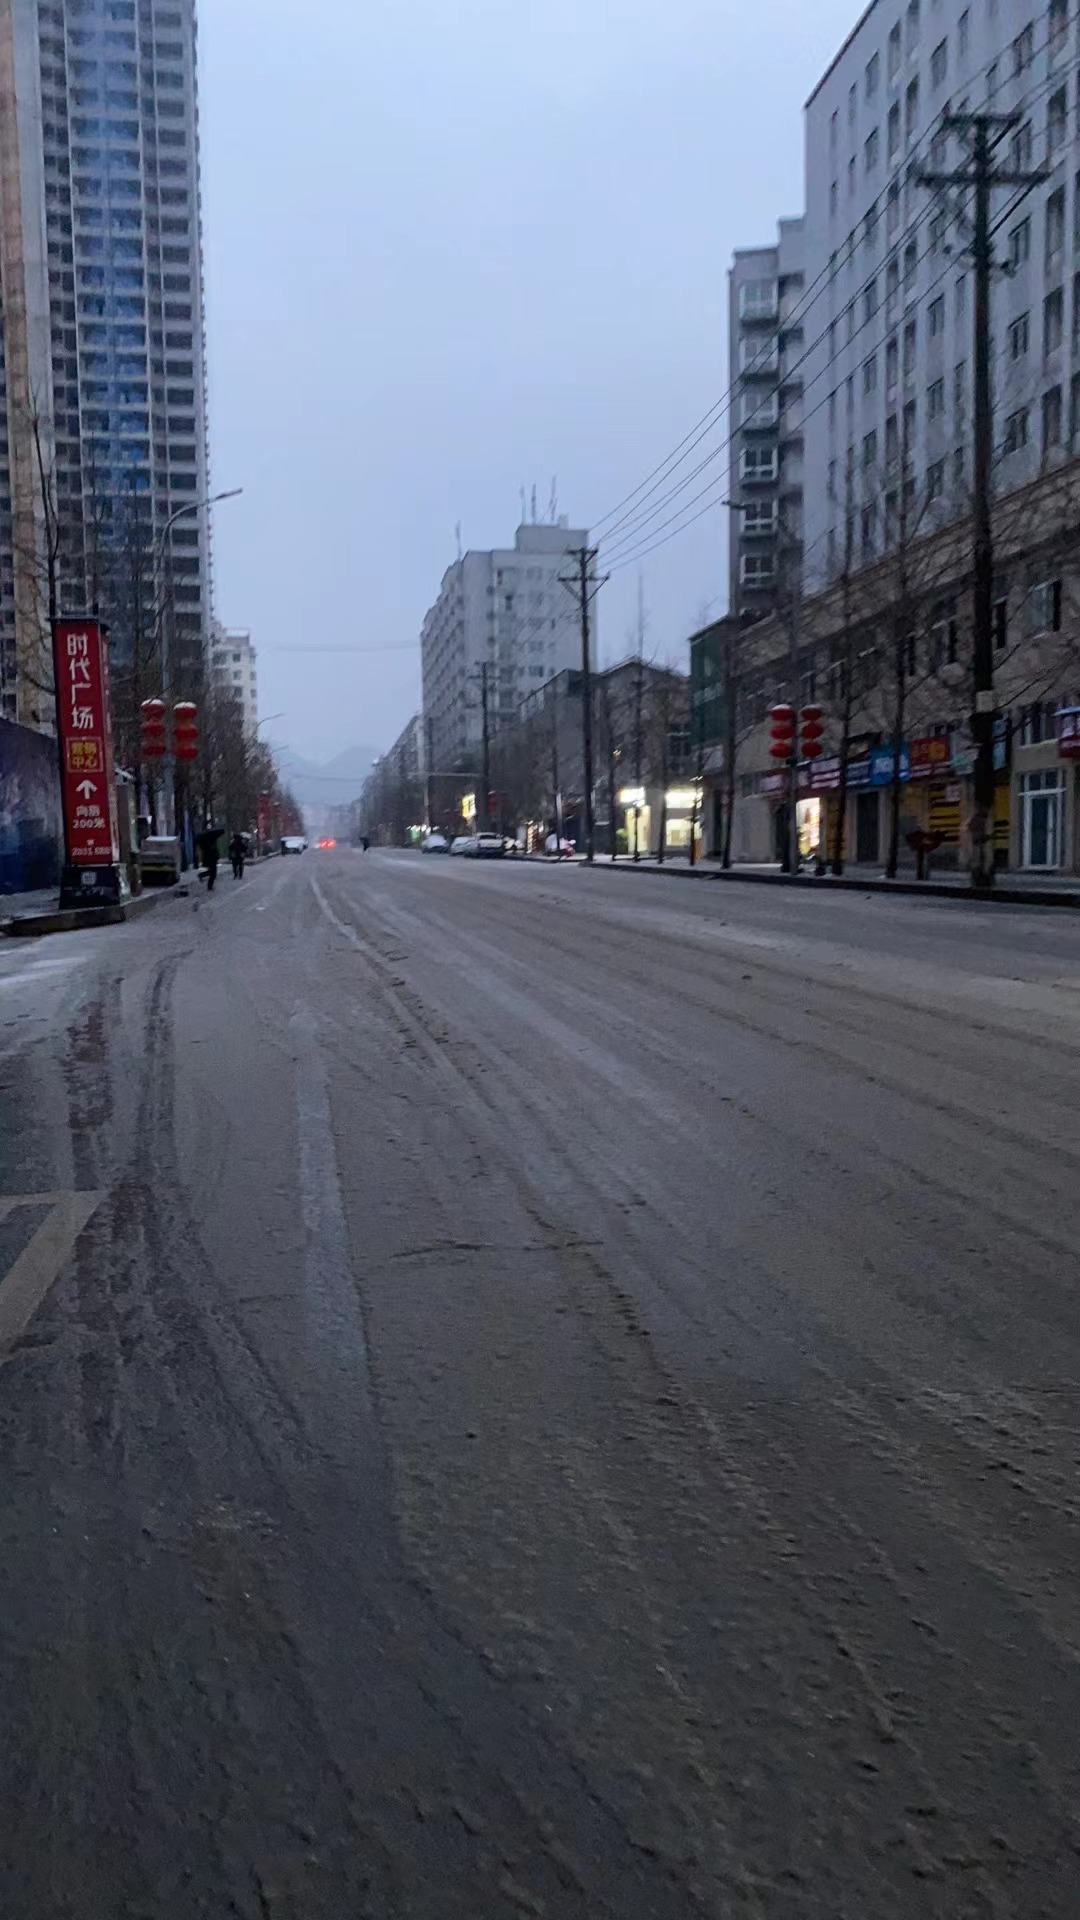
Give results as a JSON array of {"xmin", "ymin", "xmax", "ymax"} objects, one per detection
[{"xmin": 277, "ymin": 745, "xmax": 381, "ymax": 832}]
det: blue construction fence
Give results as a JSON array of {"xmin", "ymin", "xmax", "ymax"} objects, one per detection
[{"xmin": 0, "ymin": 716, "xmax": 62, "ymax": 895}]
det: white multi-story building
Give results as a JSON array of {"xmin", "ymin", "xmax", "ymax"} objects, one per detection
[
  {"xmin": 727, "ymin": 218, "xmax": 807, "ymax": 620},
  {"xmin": 421, "ymin": 519, "xmax": 591, "ymax": 772},
  {"xmin": 800, "ymin": 0, "xmax": 1079, "ymax": 591},
  {"xmin": 0, "ymin": 0, "xmax": 212, "ymax": 727},
  {"xmin": 209, "ymin": 622, "xmax": 257, "ymax": 736}
]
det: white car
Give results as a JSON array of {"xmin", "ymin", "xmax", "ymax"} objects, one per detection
[
  {"xmin": 422, "ymin": 833, "xmax": 449, "ymax": 853},
  {"xmin": 449, "ymin": 835, "xmax": 476, "ymax": 856},
  {"xmin": 280, "ymin": 835, "xmax": 307, "ymax": 855},
  {"xmin": 469, "ymin": 832, "xmax": 506, "ymax": 859}
]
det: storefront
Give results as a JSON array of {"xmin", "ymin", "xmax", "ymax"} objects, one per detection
[{"xmin": 1018, "ymin": 770, "xmax": 1067, "ymax": 869}]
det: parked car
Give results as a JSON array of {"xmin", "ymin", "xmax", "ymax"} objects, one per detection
[
  {"xmin": 139, "ymin": 835, "xmax": 182, "ymax": 887},
  {"xmin": 422, "ymin": 833, "xmax": 449, "ymax": 853},
  {"xmin": 470, "ymin": 832, "xmax": 506, "ymax": 859},
  {"xmin": 449, "ymin": 835, "xmax": 476, "ymax": 856},
  {"xmin": 280, "ymin": 835, "xmax": 307, "ymax": 855}
]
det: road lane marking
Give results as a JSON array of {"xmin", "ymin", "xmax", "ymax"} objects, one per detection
[{"xmin": 0, "ymin": 1191, "xmax": 103, "ymax": 1360}]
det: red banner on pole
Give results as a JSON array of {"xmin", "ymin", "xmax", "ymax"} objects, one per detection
[{"xmin": 53, "ymin": 618, "xmax": 120, "ymax": 867}]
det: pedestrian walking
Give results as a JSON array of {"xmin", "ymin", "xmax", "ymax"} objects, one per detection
[
  {"xmin": 195, "ymin": 825, "xmax": 222, "ymax": 891},
  {"xmin": 228, "ymin": 832, "xmax": 247, "ymax": 880}
]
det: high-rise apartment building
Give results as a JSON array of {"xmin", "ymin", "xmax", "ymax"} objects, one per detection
[
  {"xmin": 0, "ymin": 0, "xmax": 212, "ymax": 728},
  {"xmin": 727, "ymin": 218, "xmax": 806, "ymax": 621},
  {"xmin": 800, "ymin": 0, "xmax": 1079, "ymax": 591},
  {"xmin": 421, "ymin": 519, "xmax": 591, "ymax": 773},
  {"xmin": 209, "ymin": 621, "xmax": 257, "ymax": 737}
]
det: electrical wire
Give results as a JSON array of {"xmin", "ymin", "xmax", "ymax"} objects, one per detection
[
  {"xmin": 601, "ymin": 48, "xmax": 1077, "ymax": 577},
  {"xmin": 591, "ymin": 28, "xmax": 1074, "ymax": 566}
]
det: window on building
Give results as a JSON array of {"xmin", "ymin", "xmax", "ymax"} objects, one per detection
[
  {"xmin": 958, "ymin": 7, "xmax": 970, "ymax": 56},
  {"xmin": 864, "ymin": 276, "xmax": 879, "ymax": 321},
  {"xmin": 1043, "ymin": 383, "xmax": 1064, "ymax": 452},
  {"xmin": 865, "ymin": 198, "xmax": 879, "ymax": 249},
  {"xmin": 1003, "ymin": 406, "xmax": 1029, "ymax": 452},
  {"xmin": 1013, "ymin": 24, "xmax": 1035, "ymax": 73},
  {"xmin": 1048, "ymin": 86, "xmax": 1068, "ymax": 150},
  {"xmin": 903, "ymin": 314, "xmax": 918, "ymax": 372},
  {"xmin": 931, "ymin": 37, "xmax": 947, "ymax": 87},
  {"xmin": 954, "ymin": 358, "xmax": 967, "ymax": 411},
  {"xmin": 904, "ymin": 239, "xmax": 917, "ymax": 286},
  {"xmin": 888, "ymin": 21, "xmax": 902, "ymax": 77},
  {"xmin": 928, "ymin": 376, "xmax": 945, "ymax": 417},
  {"xmin": 955, "ymin": 273, "xmax": 967, "ymax": 319},
  {"xmin": 903, "ymin": 395, "xmax": 918, "ymax": 446},
  {"xmin": 953, "ymin": 445, "xmax": 966, "ymax": 490},
  {"xmin": 830, "ymin": 108, "xmax": 838, "ymax": 151},
  {"xmin": 1046, "ymin": 189, "xmax": 1065, "ymax": 267},
  {"xmin": 848, "ymin": 156, "xmax": 857, "ymax": 198},
  {"xmin": 887, "ymin": 178, "xmax": 901, "ymax": 232},
  {"xmin": 863, "ymin": 428, "xmax": 878, "ymax": 470},
  {"xmin": 1009, "ymin": 216, "xmax": 1031, "ymax": 269},
  {"xmin": 929, "ymin": 294, "xmax": 945, "ymax": 336},
  {"xmin": 886, "ymin": 333, "xmax": 899, "ymax": 391},
  {"xmin": 865, "ymin": 126, "xmax": 880, "ymax": 171},
  {"xmin": 987, "ymin": 58, "xmax": 999, "ymax": 99},
  {"xmin": 1045, "ymin": 285, "xmax": 1064, "ymax": 352},
  {"xmin": 905, "ymin": 76, "xmax": 920, "ymax": 139},
  {"xmin": 830, "ymin": 179, "xmax": 839, "ymax": 217},
  {"xmin": 863, "ymin": 351, "xmax": 878, "ymax": 395},
  {"xmin": 906, "ymin": 0, "xmax": 920, "ymax": 52},
  {"xmin": 866, "ymin": 51, "xmax": 880, "ymax": 97},
  {"xmin": 1049, "ymin": 0, "xmax": 1069, "ymax": 55},
  {"xmin": 886, "ymin": 411, "xmax": 900, "ymax": 465},
  {"xmin": 1008, "ymin": 311, "xmax": 1030, "ymax": 358},
  {"xmin": 887, "ymin": 100, "xmax": 901, "ymax": 159},
  {"xmin": 927, "ymin": 458, "xmax": 945, "ymax": 499}
]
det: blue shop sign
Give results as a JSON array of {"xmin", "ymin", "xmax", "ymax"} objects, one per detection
[{"xmin": 849, "ymin": 748, "xmax": 911, "ymax": 787}]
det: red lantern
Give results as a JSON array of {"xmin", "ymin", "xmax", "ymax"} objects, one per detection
[
  {"xmin": 769, "ymin": 703, "xmax": 795, "ymax": 761},
  {"xmin": 172, "ymin": 700, "xmax": 199, "ymax": 762},
  {"xmin": 800, "ymin": 704, "xmax": 824, "ymax": 761},
  {"xmin": 140, "ymin": 697, "xmax": 167, "ymax": 760}
]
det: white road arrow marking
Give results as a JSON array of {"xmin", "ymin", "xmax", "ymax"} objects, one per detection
[{"xmin": 0, "ymin": 1192, "xmax": 103, "ymax": 1359}]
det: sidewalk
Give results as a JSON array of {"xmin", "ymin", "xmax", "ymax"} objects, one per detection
[
  {"xmin": 552, "ymin": 853, "xmax": 1080, "ymax": 910},
  {"xmin": 0, "ymin": 882, "xmax": 179, "ymax": 938}
]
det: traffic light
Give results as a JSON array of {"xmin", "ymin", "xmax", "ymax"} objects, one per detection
[
  {"xmin": 172, "ymin": 701, "xmax": 199, "ymax": 762},
  {"xmin": 140, "ymin": 697, "xmax": 167, "ymax": 759},
  {"xmin": 800, "ymin": 704, "xmax": 824, "ymax": 760},
  {"xmin": 769, "ymin": 704, "xmax": 795, "ymax": 761}
]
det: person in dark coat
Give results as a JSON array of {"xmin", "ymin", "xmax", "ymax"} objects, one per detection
[{"xmin": 195, "ymin": 825, "xmax": 222, "ymax": 891}]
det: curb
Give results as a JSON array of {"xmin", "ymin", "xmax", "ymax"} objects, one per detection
[
  {"xmin": 1, "ymin": 884, "xmax": 176, "ymax": 939},
  {"xmin": 575, "ymin": 859, "xmax": 1080, "ymax": 912}
]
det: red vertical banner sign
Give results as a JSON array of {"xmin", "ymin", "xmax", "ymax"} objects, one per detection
[{"xmin": 52, "ymin": 618, "xmax": 122, "ymax": 892}]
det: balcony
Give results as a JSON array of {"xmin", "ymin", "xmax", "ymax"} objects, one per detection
[
  {"xmin": 739, "ymin": 334, "xmax": 779, "ymax": 378},
  {"xmin": 740, "ymin": 389, "xmax": 780, "ymax": 432},
  {"xmin": 739, "ymin": 279, "xmax": 779, "ymax": 324},
  {"xmin": 740, "ymin": 554, "xmax": 776, "ymax": 588},
  {"xmin": 739, "ymin": 446, "xmax": 779, "ymax": 485},
  {"xmin": 741, "ymin": 505, "xmax": 777, "ymax": 538}
]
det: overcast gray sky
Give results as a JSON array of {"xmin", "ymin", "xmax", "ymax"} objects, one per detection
[{"xmin": 201, "ymin": 0, "xmax": 859, "ymax": 765}]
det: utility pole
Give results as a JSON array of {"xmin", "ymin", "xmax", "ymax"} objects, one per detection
[
  {"xmin": 559, "ymin": 546, "xmax": 607, "ymax": 862},
  {"xmin": 920, "ymin": 113, "xmax": 1047, "ymax": 889}
]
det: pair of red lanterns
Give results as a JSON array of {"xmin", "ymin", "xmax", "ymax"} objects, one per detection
[
  {"xmin": 769, "ymin": 703, "xmax": 824, "ymax": 762},
  {"xmin": 140, "ymin": 698, "xmax": 199, "ymax": 762}
]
